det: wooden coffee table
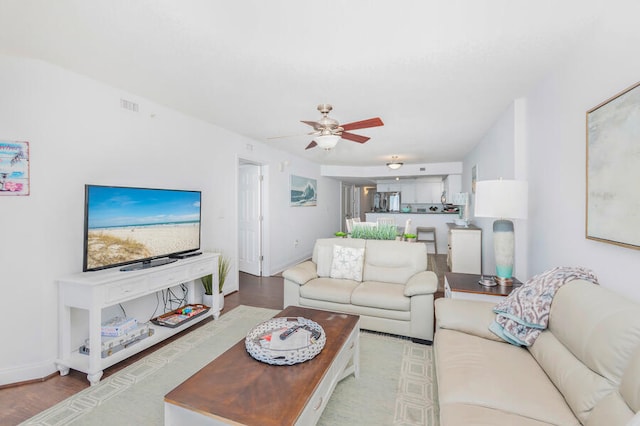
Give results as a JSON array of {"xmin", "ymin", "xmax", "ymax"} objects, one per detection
[{"xmin": 164, "ymin": 306, "xmax": 360, "ymax": 425}]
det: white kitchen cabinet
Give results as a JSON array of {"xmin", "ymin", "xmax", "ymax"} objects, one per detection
[
  {"xmin": 444, "ymin": 175, "xmax": 462, "ymax": 200},
  {"xmin": 376, "ymin": 181, "xmax": 402, "ymax": 192},
  {"xmin": 415, "ymin": 179, "xmax": 443, "ymax": 203},
  {"xmin": 447, "ymin": 224, "xmax": 481, "ymax": 274},
  {"xmin": 400, "ymin": 180, "xmax": 416, "ymax": 203}
]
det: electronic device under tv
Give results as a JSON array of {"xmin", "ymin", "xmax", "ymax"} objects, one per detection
[{"xmin": 83, "ymin": 185, "xmax": 202, "ymax": 272}]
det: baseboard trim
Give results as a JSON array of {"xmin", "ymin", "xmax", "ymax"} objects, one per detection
[{"xmin": 0, "ymin": 360, "xmax": 57, "ymax": 388}]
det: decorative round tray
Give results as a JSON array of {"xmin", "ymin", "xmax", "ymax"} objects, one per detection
[{"xmin": 245, "ymin": 317, "xmax": 326, "ymax": 365}]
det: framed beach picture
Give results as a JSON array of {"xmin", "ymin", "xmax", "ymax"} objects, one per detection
[
  {"xmin": 290, "ymin": 175, "xmax": 317, "ymax": 207},
  {"xmin": 0, "ymin": 141, "xmax": 30, "ymax": 196},
  {"xmin": 586, "ymin": 81, "xmax": 640, "ymax": 250},
  {"xmin": 471, "ymin": 164, "xmax": 478, "ymax": 194}
]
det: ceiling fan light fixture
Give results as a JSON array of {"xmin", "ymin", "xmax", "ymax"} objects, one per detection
[
  {"xmin": 386, "ymin": 156, "xmax": 403, "ymax": 170},
  {"xmin": 315, "ymin": 134, "xmax": 341, "ymax": 150}
]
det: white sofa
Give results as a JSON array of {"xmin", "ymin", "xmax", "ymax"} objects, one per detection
[
  {"xmin": 283, "ymin": 237, "xmax": 438, "ymax": 342},
  {"xmin": 434, "ymin": 279, "xmax": 640, "ymax": 425}
]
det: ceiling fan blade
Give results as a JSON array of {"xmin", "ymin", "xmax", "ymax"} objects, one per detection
[
  {"xmin": 301, "ymin": 120, "xmax": 323, "ymax": 130},
  {"xmin": 305, "ymin": 141, "xmax": 318, "ymax": 150},
  {"xmin": 268, "ymin": 130, "xmax": 319, "ymax": 140},
  {"xmin": 267, "ymin": 133, "xmax": 305, "ymax": 140},
  {"xmin": 341, "ymin": 132, "xmax": 370, "ymax": 144},
  {"xmin": 340, "ymin": 117, "xmax": 384, "ymax": 131}
]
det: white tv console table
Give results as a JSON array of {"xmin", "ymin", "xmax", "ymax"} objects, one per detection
[{"xmin": 56, "ymin": 253, "xmax": 219, "ymax": 386}]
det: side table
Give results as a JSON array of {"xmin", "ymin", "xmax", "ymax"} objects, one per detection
[{"xmin": 444, "ymin": 272, "xmax": 523, "ymax": 303}]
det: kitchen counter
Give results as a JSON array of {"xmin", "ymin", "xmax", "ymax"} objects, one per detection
[
  {"xmin": 365, "ymin": 213, "xmax": 463, "ymax": 254},
  {"xmin": 386, "ymin": 211, "xmax": 458, "ymax": 214}
]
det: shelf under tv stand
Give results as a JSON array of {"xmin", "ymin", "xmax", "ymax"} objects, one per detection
[{"xmin": 56, "ymin": 253, "xmax": 219, "ymax": 386}]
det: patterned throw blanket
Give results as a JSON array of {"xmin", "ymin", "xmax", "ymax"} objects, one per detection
[{"xmin": 489, "ymin": 266, "xmax": 599, "ymax": 346}]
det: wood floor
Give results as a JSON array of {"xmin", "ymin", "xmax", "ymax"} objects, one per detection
[
  {"xmin": 0, "ymin": 273, "xmax": 284, "ymax": 426},
  {"xmin": 0, "ymin": 256, "xmax": 445, "ymax": 426}
]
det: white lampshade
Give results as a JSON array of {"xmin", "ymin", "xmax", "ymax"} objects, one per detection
[
  {"xmin": 474, "ymin": 180, "xmax": 528, "ymax": 219},
  {"xmin": 315, "ymin": 134, "xmax": 341, "ymax": 150}
]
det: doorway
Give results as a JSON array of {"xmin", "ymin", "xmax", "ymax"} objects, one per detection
[
  {"xmin": 340, "ymin": 183, "xmax": 361, "ymax": 231},
  {"xmin": 238, "ymin": 160, "xmax": 263, "ymax": 276}
]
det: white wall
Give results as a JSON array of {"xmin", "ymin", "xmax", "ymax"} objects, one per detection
[
  {"xmin": 467, "ymin": 2, "xmax": 640, "ymax": 301},
  {"xmin": 463, "ymin": 101, "xmax": 530, "ymax": 280},
  {"xmin": 0, "ymin": 55, "xmax": 339, "ymax": 385},
  {"xmin": 524, "ymin": 2, "xmax": 640, "ymax": 301}
]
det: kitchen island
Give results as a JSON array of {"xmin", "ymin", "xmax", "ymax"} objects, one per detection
[{"xmin": 365, "ymin": 212, "xmax": 458, "ymax": 254}]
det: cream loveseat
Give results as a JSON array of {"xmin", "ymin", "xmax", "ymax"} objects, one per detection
[
  {"xmin": 434, "ymin": 279, "xmax": 640, "ymax": 425},
  {"xmin": 283, "ymin": 237, "xmax": 438, "ymax": 342}
]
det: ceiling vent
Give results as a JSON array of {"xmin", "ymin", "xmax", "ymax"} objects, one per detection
[{"xmin": 120, "ymin": 98, "xmax": 139, "ymax": 112}]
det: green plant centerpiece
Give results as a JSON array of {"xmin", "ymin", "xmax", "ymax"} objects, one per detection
[
  {"xmin": 335, "ymin": 231, "xmax": 347, "ymax": 237},
  {"xmin": 350, "ymin": 224, "xmax": 397, "ymax": 240},
  {"xmin": 403, "ymin": 233, "xmax": 417, "ymax": 242},
  {"xmin": 202, "ymin": 253, "xmax": 231, "ymax": 295}
]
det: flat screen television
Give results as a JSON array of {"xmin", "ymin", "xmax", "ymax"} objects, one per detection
[{"xmin": 83, "ymin": 185, "xmax": 202, "ymax": 272}]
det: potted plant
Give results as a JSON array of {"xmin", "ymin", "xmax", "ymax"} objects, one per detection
[
  {"xmin": 201, "ymin": 253, "xmax": 231, "ymax": 311},
  {"xmin": 217, "ymin": 254, "xmax": 231, "ymax": 310},
  {"xmin": 335, "ymin": 231, "xmax": 347, "ymax": 238},
  {"xmin": 404, "ymin": 233, "xmax": 417, "ymax": 242},
  {"xmin": 201, "ymin": 274, "xmax": 216, "ymax": 311}
]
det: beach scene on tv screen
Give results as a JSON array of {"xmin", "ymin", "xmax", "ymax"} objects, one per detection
[{"xmin": 86, "ymin": 187, "xmax": 200, "ymax": 270}]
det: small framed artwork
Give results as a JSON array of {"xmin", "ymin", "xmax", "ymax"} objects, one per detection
[
  {"xmin": 586, "ymin": 80, "xmax": 640, "ymax": 249},
  {"xmin": 0, "ymin": 141, "xmax": 30, "ymax": 196},
  {"xmin": 290, "ymin": 175, "xmax": 317, "ymax": 207},
  {"xmin": 471, "ymin": 164, "xmax": 478, "ymax": 194}
]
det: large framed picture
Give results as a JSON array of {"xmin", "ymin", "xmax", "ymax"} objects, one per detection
[
  {"xmin": 290, "ymin": 175, "xmax": 317, "ymax": 207},
  {"xmin": 586, "ymin": 81, "xmax": 640, "ymax": 249}
]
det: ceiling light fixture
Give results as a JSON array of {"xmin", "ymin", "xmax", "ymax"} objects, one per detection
[
  {"xmin": 315, "ymin": 134, "xmax": 341, "ymax": 150},
  {"xmin": 386, "ymin": 156, "xmax": 403, "ymax": 170}
]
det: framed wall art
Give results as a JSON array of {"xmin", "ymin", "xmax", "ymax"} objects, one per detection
[
  {"xmin": 586, "ymin": 81, "xmax": 640, "ymax": 249},
  {"xmin": 0, "ymin": 141, "xmax": 30, "ymax": 196},
  {"xmin": 290, "ymin": 175, "xmax": 317, "ymax": 207},
  {"xmin": 471, "ymin": 164, "xmax": 478, "ymax": 194}
]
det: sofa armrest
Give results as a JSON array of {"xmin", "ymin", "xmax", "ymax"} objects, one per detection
[
  {"xmin": 435, "ymin": 298, "xmax": 505, "ymax": 342},
  {"xmin": 404, "ymin": 270, "xmax": 438, "ymax": 296},
  {"xmin": 282, "ymin": 261, "xmax": 318, "ymax": 286}
]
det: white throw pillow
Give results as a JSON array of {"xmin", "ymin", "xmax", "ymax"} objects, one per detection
[
  {"xmin": 330, "ymin": 245, "xmax": 365, "ymax": 281},
  {"xmin": 316, "ymin": 244, "xmax": 333, "ymax": 277}
]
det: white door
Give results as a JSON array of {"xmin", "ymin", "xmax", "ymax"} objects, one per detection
[{"xmin": 238, "ymin": 163, "xmax": 262, "ymax": 276}]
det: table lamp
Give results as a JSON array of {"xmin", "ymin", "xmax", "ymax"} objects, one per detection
[{"xmin": 474, "ymin": 179, "xmax": 528, "ymax": 286}]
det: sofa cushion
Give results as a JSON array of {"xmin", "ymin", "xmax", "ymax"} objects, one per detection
[
  {"xmin": 529, "ymin": 280, "xmax": 640, "ymax": 424},
  {"xmin": 298, "ymin": 298, "xmax": 411, "ymax": 321},
  {"xmin": 434, "ymin": 328, "xmax": 579, "ymax": 425},
  {"xmin": 528, "ymin": 330, "xmax": 615, "ymax": 424},
  {"xmin": 621, "ymin": 346, "xmax": 640, "ymax": 413},
  {"xmin": 547, "ymin": 280, "xmax": 640, "ymax": 384},
  {"xmin": 435, "ymin": 298, "xmax": 504, "ymax": 343},
  {"xmin": 299, "ymin": 277, "xmax": 360, "ymax": 304},
  {"xmin": 362, "ymin": 240, "xmax": 427, "ymax": 284},
  {"xmin": 351, "ymin": 281, "xmax": 410, "ymax": 311},
  {"xmin": 440, "ymin": 404, "xmax": 557, "ymax": 426},
  {"xmin": 330, "ymin": 245, "xmax": 365, "ymax": 281},
  {"xmin": 316, "ymin": 244, "xmax": 334, "ymax": 277}
]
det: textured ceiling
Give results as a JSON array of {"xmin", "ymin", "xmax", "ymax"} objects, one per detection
[{"xmin": 0, "ymin": 1, "xmax": 607, "ymax": 166}]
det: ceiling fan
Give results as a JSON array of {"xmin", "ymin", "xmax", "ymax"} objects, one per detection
[{"xmin": 299, "ymin": 104, "xmax": 384, "ymax": 150}]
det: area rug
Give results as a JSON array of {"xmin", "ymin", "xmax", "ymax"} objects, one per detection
[{"xmin": 22, "ymin": 305, "xmax": 438, "ymax": 425}]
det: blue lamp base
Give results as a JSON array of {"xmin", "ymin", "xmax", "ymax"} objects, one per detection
[{"xmin": 493, "ymin": 219, "xmax": 515, "ymax": 286}]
